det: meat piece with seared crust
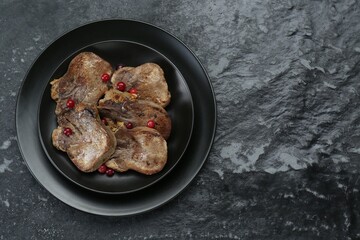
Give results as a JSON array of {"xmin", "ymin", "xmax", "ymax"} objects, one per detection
[
  {"xmin": 98, "ymin": 89, "xmax": 171, "ymax": 140},
  {"xmin": 111, "ymin": 63, "xmax": 171, "ymax": 107},
  {"xmin": 50, "ymin": 52, "xmax": 112, "ymax": 115},
  {"xmin": 105, "ymin": 127, "xmax": 167, "ymax": 175},
  {"xmin": 52, "ymin": 103, "xmax": 116, "ymax": 172}
]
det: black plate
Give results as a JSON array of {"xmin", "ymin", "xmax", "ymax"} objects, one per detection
[
  {"xmin": 16, "ymin": 19, "xmax": 216, "ymax": 216},
  {"xmin": 38, "ymin": 41, "xmax": 194, "ymax": 194}
]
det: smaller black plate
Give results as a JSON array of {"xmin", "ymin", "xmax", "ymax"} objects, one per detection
[{"xmin": 38, "ymin": 41, "xmax": 194, "ymax": 194}]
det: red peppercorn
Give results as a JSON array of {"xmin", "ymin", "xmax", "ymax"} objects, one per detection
[
  {"xmin": 98, "ymin": 164, "xmax": 107, "ymax": 174},
  {"xmin": 101, "ymin": 73, "xmax": 110, "ymax": 82},
  {"xmin": 63, "ymin": 127, "xmax": 73, "ymax": 136},
  {"xmin": 116, "ymin": 81, "xmax": 126, "ymax": 92},
  {"xmin": 125, "ymin": 122, "xmax": 133, "ymax": 129},
  {"xmin": 147, "ymin": 120, "xmax": 155, "ymax": 128},
  {"xmin": 128, "ymin": 88, "xmax": 137, "ymax": 94},
  {"xmin": 106, "ymin": 168, "xmax": 115, "ymax": 177},
  {"xmin": 66, "ymin": 98, "xmax": 75, "ymax": 109}
]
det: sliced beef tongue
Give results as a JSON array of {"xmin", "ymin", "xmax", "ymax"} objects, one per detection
[
  {"xmin": 105, "ymin": 127, "xmax": 167, "ymax": 175},
  {"xmin": 50, "ymin": 52, "xmax": 116, "ymax": 172},
  {"xmin": 50, "ymin": 52, "xmax": 112, "ymax": 115},
  {"xmin": 111, "ymin": 63, "xmax": 171, "ymax": 108},
  {"xmin": 98, "ymin": 89, "xmax": 172, "ymax": 140},
  {"xmin": 52, "ymin": 103, "xmax": 116, "ymax": 172}
]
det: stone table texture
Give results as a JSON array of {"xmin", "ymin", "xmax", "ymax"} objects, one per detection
[{"xmin": 1, "ymin": 0, "xmax": 360, "ymax": 239}]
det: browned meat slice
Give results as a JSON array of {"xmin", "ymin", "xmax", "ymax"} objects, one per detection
[
  {"xmin": 111, "ymin": 63, "xmax": 171, "ymax": 107},
  {"xmin": 50, "ymin": 52, "xmax": 112, "ymax": 114},
  {"xmin": 52, "ymin": 103, "xmax": 116, "ymax": 172},
  {"xmin": 98, "ymin": 89, "xmax": 172, "ymax": 140},
  {"xmin": 105, "ymin": 127, "xmax": 167, "ymax": 175}
]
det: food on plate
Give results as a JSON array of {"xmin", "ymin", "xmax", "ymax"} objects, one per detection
[
  {"xmin": 50, "ymin": 52, "xmax": 112, "ymax": 115},
  {"xmin": 52, "ymin": 103, "xmax": 116, "ymax": 172},
  {"xmin": 105, "ymin": 127, "xmax": 167, "ymax": 175},
  {"xmin": 50, "ymin": 52, "xmax": 172, "ymax": 176},
  {"xmin": 111, "ymin": 63, "xmax": 171, "ymax": 107},
  {"xmin": 98, "ymin": 89, "xmax": 172, "ymax": 140}
]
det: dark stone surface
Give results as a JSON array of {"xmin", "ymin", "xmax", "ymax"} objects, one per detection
[{"xmin": 1, "ymin": 0, "xmax": 360, "ymax": 239}]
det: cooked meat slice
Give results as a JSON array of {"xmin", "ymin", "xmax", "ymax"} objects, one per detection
[
  {"xmin": 111, "ymin": 63, "xmax": 171, "ymax": 107},
  {"xmin": 52, "ymin": 103, "xmax": 116, "ymax": 172},
  {"xmin": 50, "ymin": 52, "xmax": 112, "ymax": 114},
  {"xmin": 106, "ymin": 127, "xmax": 167, "ymax": 175},
  {"xmin": 98, "ymin": 89, "xmax": 172, "ymax": 140}
]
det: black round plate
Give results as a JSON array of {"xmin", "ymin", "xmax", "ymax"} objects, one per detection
[
  {"xmin": 16, "ymin": 20, "xmax": 216, "ymax": 216},
  {"xmin": 38, "ymin": 41, "xmax": 194, "ymax": 194}
]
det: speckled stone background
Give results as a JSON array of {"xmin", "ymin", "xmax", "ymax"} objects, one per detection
[{"xmin": 1, "ymin": 0, "xmax": 360, "ymax": 239}]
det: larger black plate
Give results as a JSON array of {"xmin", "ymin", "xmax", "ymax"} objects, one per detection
[{"xmin": 16, "ymin": 19, "xmax": 216, "ymax": 216}]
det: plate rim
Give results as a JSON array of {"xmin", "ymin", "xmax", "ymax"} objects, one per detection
[{"xmin": 16, "ymin": 18, "xmax": 217, "ymax": 216}]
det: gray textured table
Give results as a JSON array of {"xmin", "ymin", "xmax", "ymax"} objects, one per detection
[{"xmin": 1, "ymin": 0, "xmax": 360, "ymax": 239}]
